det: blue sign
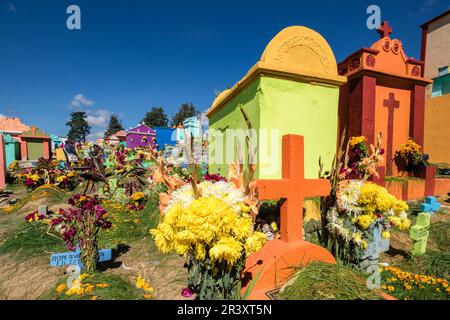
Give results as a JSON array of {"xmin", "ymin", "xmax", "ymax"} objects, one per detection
[
  {"xmin": 50, "ymin": 248, "xmax": 112, "ymax": 269},
  {"xmin": 420, "ymin": 196, "xmax": 440, "ymax": 214}
]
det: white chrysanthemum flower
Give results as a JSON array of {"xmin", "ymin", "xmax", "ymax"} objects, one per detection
[
  {"xmin": 201, "ymin": 181, "xmax": 245, "ymax": 212},
  {"xmin": 326, "ymin": 207, "xmax": 351, "ymax": 242},
  {"xmin": 336, "ymin": 180, "xmax": 363, "ymax": 216},
  {"xmin": 165, "ymin": 181, "xmax": 245, "ymax": 214}
]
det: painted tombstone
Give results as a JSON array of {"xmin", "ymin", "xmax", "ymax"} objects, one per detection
[
  {"xmin": 154, "ymin": 127, "xmax": 176, "ymax": 150},
  {"xmin": 38, "ymin": 205, "xmax": 48, "ymax": 216},
  {"xmin": 19, "ymin": 127, "xmax": 51, "ymax": 161},
  {"xmin": 0, "ymin": 135, "xmax": 6, "ymax": 190},
  {"xmin": 242, "ymin": 134, "xmax": 336, "ymax": 300},
  {"xmin": 420, "ymin": 196, "xmax": 440, "ymax": 214},
  {"xmin": 2, "ymin": 134, "xmax": 20, "ymax": 167},
  {"xmin": 182, "ymin": 116, "xmax": 201, "ymax": 139},
  {"xmin": 108, "ymin": 178, "xmax": 118, "ymax": 193},
  {"xmin": 206, "ymin": 26, "xmax": 347, "ymax": 180},
  {"xmin": 338, "ymin": 21, "xmax": 432, "ymax": 178},
  {"xmin": 360, "ymin": 223, "xmax": 390, "ymax": 269},
  {"xmin": 126, "ymin": 124, "xmax": 156, "ymax": 149},
  {"xmin": 410, "ymin": 212, "xmax": 431, "ymax": 256}
]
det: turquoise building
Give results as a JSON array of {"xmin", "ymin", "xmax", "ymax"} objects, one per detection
[
  {"xmin": 2, "ymin": 134, "xmax": 20, "ymax": 167},
  {"xmin": 432, "ymin": 66, "xmax": 450, "ymax": 97}
]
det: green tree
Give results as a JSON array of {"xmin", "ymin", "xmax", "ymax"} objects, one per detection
[
  {"xmin": 171, "ymin": 102, "xmax": 199, "ymax": 126},
  {"xmin": 104, "ymin": 114, "xmax": 124, "ymax": 138},
  {"xmin": 66, "ymin": 112, "xmax": 91, "ymax": 142},
  {"xmin": 142, "ymin": 107, "xmax": 168, "ymax": 128}
]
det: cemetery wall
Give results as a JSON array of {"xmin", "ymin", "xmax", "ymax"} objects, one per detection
[{"xmin": 424, "ymin": 94, "xmax": 450, "ymax": 165}]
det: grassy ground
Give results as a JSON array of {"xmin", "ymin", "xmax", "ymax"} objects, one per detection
[
  {"xmin": 39, "ymin": 272, "xmax": 146, "ymax": 300},
  {"xmin": 279, "ymin": 262, "xmax": 381, "ymax": 300}
]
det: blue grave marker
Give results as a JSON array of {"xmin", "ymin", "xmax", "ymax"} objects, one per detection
[
  {"xmin": 50, "ymin": 248, "xmax": 112, "ymax": 269},
  {"xmin": 360, "ymin": 223, "xmax": 390, "ymax": 269},
  {"xmin": 420, "ymin": 196, "xmax": 440, "ymax": 214}
]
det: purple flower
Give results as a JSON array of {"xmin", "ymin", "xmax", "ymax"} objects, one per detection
[{"xmin": 204, "ymin": 173, "xmax": 227, "ymax": 182}]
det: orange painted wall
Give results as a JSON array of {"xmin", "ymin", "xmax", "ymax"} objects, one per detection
[
  {"xmin": 435, "ymin": 178, "xmax": 450, "ymax": 196},
  {"xmin": 424, "ymin": 95, "xmax": 450, "ymax": 165},
  {"xmin": 374, "ymin": 85, "xmax": 411, "ymax": 176}
]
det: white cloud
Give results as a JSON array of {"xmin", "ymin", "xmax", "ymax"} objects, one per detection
[
  {"xmin": 86, "ymin": 109, "xmax": 111, "ymax": 127},
  {"xmin": 4, "ymin": 2, "xmax": 16, "ymax": 12},
  {"xmin": 69, "ymin": 94, "xmax": 95, "ymax": 109},
  {"xmin": 87, "ymin": 131, "xmax": 105, "ymax": 142}
]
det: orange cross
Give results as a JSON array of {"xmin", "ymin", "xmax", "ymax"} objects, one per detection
[{"xmin": 256, "ymin": 135, "xmax": 330, "ymax": 243}]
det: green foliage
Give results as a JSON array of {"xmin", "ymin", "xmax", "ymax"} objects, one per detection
[
  {"xmin": 0, "ymin": 222, "xmax": 65, "ymax": 261},
  {"xmin": 187, "ymin": 254, "xmax": 245, "ymax": 300},
  {"xmin": 142, "ymin": 107, "xmax": 169, "ymax": 128},
  {"xmin": 429, "ymin": 221, "xmax": 450, "ymax": 252},
  {"xmin": 380, "ymin": 267, "xmax": 449, "ymax": 300},
  {"xmin": 104, "ymin": 114, "xmax": 124, "ymax": 139},
  {"xmin": 171, "ymin": 102, "xmax": 199, "ymax": 127},
  {"xmin": 99, "ymin": 195, "xmax": 161, "ymax": 248},
  {"xmin": 40, "ymin": 273, "xmax": 144, "ymax": 300},
  {"xmin": 279, "ymin": 262, "xmax": 380, "ymax": 300},
  {"xmin": 66, "ymin": 111, "xmax": 91, "ymax": 142}
]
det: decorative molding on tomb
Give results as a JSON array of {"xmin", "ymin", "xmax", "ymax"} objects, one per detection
[
  {"xmin": 338, "ymin": 35, "xmax": 432, "ymax": 86},
  {"xmin": 19, "ymin": 126, "xmax": 50, "ymax": 139},
  {"xmin": 207, "ymin": 26, "xmax": 347, "ymax": 117}
]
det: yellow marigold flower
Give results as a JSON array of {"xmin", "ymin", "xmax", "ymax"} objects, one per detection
[
  {"xmin": 382, "ymin": 231, "xmax": 390, "ymax": 239},
  {"xmin": 143, "ymin": 294, "xmax": 152, "ymax": 299},
  {"xmin": 350, "ymin": 136, "xmax": 366, "ymax": 147},
  {"xmin": 79, "ymin": 274, "xmax": 89, "ymax": 281},
  {"xmin": 96, "ymin": 283, "xmax": 109, "ymax": 288},
  {"xmin": 387, "ymin": 286, "xmax": 395, "ymax": 292},
  {"xmin": 90, "ymin": 296, "xmax": 98, "ymax": 300},
  {"xmin": 56, "ymin": 284, "xmax": 67, "ymax": 293},
  {"xmin": 132, "ymin": 192, "xmax": 145, "ymax": 201}
]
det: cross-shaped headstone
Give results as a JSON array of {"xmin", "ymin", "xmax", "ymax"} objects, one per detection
[
  {"xmin": 114, "ymin": 187, "xmax": 126, "ymax": 204},
  {"xmin": 242, "ymin": 135, "xmax": 335, "ymax": 299},
  {"xmin": 50, "ymin": 248, "xmax": 112, "ymax": 269},
  {"xmin": 410, "ymin": 212, "xmax": 431, "ymax": 256},
  {"xmin": 256, "ymin": 135, "xmax": 330, "ymax": 242},
  {"xmin": 377, "ymin": 21, "xmax": 392, "ymax": 39},
  {"xmin": 383, "ymin": 92, "xmax": 400, "ymax": 176},
  {"xmin": 108, "ymin": 178, "xmax": 118, "ymax": 193},
  {"xmin": 420, "ymin": 196, "xmax": 440, "ymax": 214},
  {"xmin": 38, "ymin": 205, "xmax": 48, "ymax": 216},
  {"xmin": 360, "ymin": 223, "xmax": 390, "ymax": 269}
]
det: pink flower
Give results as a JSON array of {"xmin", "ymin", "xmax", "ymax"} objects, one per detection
[{"xmin": 181, "ymin": 287, "xmax": 193, "ymax": 298}]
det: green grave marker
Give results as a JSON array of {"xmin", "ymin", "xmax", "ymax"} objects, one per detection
[{"xmin": 410, "ymin": 212, "xmax": 431, "ymax": 257}]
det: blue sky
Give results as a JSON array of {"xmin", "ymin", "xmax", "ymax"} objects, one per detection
[{"xmin": 0, "ymin": 0, "xmax": 448, "ymax": 140}]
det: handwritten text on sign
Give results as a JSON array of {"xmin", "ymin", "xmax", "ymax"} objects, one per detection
[{"xmin": 50, "ymin": 248, "xmax": 112, "ymax": 268}]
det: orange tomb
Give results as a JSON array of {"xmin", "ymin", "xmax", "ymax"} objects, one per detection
[
  {"xmin": 338, "ymin": 22, "xmax": 432, "ymax": 178},
  {"xmin": 242, "ymin": 134, "xmax": 336, "ymax": 300}
]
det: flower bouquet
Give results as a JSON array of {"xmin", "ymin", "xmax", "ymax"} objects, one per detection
[{"xmin": 50, "ymin": 194, "xmax": 112, "ymax": 273}]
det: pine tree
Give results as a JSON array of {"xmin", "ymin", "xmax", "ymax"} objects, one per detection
[
  {"xmin": 142, "ymin": 107, "xmax": 169, "ymax": 128},
  {"xmin": 104, "ymin": 114, "xmax": 124, "ymax": 138},
  {"xmin": 66, "ymin": 112, "xmax": 91, "ymax": 142},
  {"xmin": 171, "ymin": 102, "xmax": 199, "ymax": 127}
]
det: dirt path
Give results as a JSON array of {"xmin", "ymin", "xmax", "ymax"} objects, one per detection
[
  {"xmin": 103, "ymin": 239, "xmax": 189, "ymax": 300},
  {"xmin": 0, "ymin": 254, "xmax": 62, "ymax": 299}
]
